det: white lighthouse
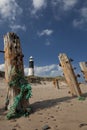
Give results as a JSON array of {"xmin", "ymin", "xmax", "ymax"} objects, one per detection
[{"xmin": 28, "ymin": 56, "xmax": 34, "ymax": 76}]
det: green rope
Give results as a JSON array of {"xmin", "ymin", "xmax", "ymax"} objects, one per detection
[
  {"xmin": 78, "ymin": 96, "xmax": 85, "ymax": 101},
  {"xmin": 6, "ymin": 71, "xmax": 32, "ymax": 119}
]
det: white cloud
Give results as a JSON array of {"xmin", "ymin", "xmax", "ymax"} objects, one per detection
[
  {"xmin": 24, "ymin": 67, "xmax": 29, "ymax": 76},
  {"xmin": 52, "ymin": 0, "xmax": 78, "ymax": 11},
  {"xmin": 38, "ymin": 29, "xmax": 53, "ymax": 36},
  {"xmin": 34, "ymin": 64, "xmax": 62, "ymax": 77},
  {"xmin": 45, "ymin": 41, "xmax": 51, "ymax": 46},
  {"xmin": 73, "ymin": 19, "xmax": 84, "ymax": 28},
  {"xmin": 0, "ymin": 0, "xmax": 22, "ymax": 21},
  {"xmin": 63, "ymin": 0, "xmax": 78, "ymax": 11},
  {"xmin": 32, "ymin": 0, "xmax": 46, "ymax": 11},
  {"xmin": 73, "ymin": 7, "xmax": 87, "ymax": 28},
  {"xmin": 0, "ymin": 63, "xmax": 62, "ymax": 77},
  {"xmin": 31, "ymin": 0, "xmax": 78, "ymax": 18},
  {"xmin": 0, "ymin": 64, "xmax": 5, "ymax": 71},
  {"xmin": 31, "ymin": 0, "xmax": 47, "ymax": 14},
  {"xmin": 51, "ymin": 0, "xmax": 78, "ymax": 20},
  {"xmin": 9, "ymin": 24, "xmax": 26, "ymax": 31},
  {"xmin": 81, "ymin": 7, "xmax": 87, "ymax": 19}
]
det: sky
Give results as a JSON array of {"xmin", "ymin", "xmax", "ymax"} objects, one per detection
[{"xmin": 0, "ymin": 0, "xmax": 87, "ymax": 79}]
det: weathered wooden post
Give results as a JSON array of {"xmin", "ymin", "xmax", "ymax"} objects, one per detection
[
  {"xmin": 4, "ymin": 32, "xmax": 32, "ymax": 119},
  {"xmin": 79, "ymin": 62, "xmax": 87, "ymax": 81},
  {"xmin": 58, "ymin": 53, "xmax": 82, "ymax": 97}
]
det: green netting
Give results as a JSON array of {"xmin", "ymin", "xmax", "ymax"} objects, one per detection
[
  {"xmin": 6, "ymin": 71, "xmax": 32, "ymax": 119},
  {"xmin": 78, "ymin": 96, "xmax": 85, "ymax": 101}
]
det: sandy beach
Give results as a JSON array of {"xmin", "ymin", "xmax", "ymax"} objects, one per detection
[{"xmin": 0, "ymin": 78, "xmax": 87, "ymax": 130}]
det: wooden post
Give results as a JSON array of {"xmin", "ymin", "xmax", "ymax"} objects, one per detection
[
  {"xmin": 4, "ymin": 32, "xmax": 29, "ymax": 112},
  {"xmin": 58, "ymin": 53, "xmax": 82, "ymax": 97},
  {"xmin": 79, "ymin": 62, "xmax": 87, "ymax": 81}
]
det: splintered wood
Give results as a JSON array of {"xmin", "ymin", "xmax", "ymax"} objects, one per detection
[
  {"xmin": 79, "ymin": 62, "xmax": 87, "ymax": 81},
  {"xmin": 58, "ymin": 53, "xmax": 82, "ymax": 97},
  {"xmin": 4, "ymin": 32, "xmax": 29, "ymax": 110}
]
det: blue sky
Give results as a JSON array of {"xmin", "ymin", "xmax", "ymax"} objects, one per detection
[{"xmin": 0, "ymin": 0, "xmax": 87, "ymax": 78}]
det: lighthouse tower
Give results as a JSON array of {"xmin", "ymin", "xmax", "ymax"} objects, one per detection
[{"xmin": 28, "ymin": 56, "xmax": 34, "ymax": 76}]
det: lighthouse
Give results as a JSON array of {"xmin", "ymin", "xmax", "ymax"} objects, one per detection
[{"xmin": 28, "ymin": 56, "xmax": 34, "ymax": 76}]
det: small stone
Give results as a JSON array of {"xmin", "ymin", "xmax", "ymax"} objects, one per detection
[
  {"xmin": 53, "ymin": 119, "xmax": 56, "ymax": 121},
  {"xmin": 12, "ymin": 128, "xmax": 16, "ymax": 130},
  {"xmin": 79, "ymin": 123, "xmax": 87, "ymax": 128},
  {"xmin": 42, "ymin": 124, "xmax": 51, "ymax": 130},
  {"xmin": 28, "ymin": 118, "xmax": 31, "ymax": 121},
  {"xmin": 57, "ymin": 106, "xmax": 60, "ymax": 109},
  {"xmin": 40, "ymin": 120, "xmax": 43, "ymax": 122},
  {"xmin": 50, "ymin": 116, "xmax": 54, "ymax": 118}
]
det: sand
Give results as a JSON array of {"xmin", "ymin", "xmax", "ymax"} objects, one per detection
[{"xmin": 0, "ymin": 78, "xmax": 87, "ymax": 130}]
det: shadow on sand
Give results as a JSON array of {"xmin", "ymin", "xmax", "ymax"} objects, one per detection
[
  {"xmin": 31, "ymin": 96, "xmax": 76, "ymax": 113},
  {"xmin": 0, "ymin": 92, "xmax": 87, "ymax": 119},
  {"xmin": 31, "ymin": 92, "xmax": 87, "ymax": 113},
  {"xmin": 0, "ymin": 107, "xmax": 6, "ymax": 116}
]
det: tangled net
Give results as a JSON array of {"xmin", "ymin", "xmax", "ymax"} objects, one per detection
[{"xmin": 6, "ymin": 71, "xmax": 32, "ymax": 119}]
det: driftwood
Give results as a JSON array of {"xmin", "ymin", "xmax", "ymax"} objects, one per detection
[
  {"xmin": 58, "ymin": 53, "xmax": 82, "ymax": 97},
  {"xmin": 79, "ymin": 62, "xmax": 87, "ymax": 82},
  {"xmin": 4, "ymin": 32, "xmax": 30, "ymax": 114}
]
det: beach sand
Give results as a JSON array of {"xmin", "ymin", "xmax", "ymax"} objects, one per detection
[{"xmin": 0, "ymin": 78, "xmax": 87, "ymax": 130}]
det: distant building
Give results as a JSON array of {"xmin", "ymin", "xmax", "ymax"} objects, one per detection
[{"xmin": 28, "ymin": 56, "xmax": 34, "ymax": 76}]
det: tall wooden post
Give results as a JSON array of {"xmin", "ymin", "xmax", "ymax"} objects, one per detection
[
  {"xmin": 79, "ymin": 62, "xmax": 87, "ymax": 81},
  {"xmin": 4, "ymin": 32, "xmax": 30, "ymax": 118},
  {"xmin": 58, "ymin": 53, "xmax": 82, "ymax": 97}
]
